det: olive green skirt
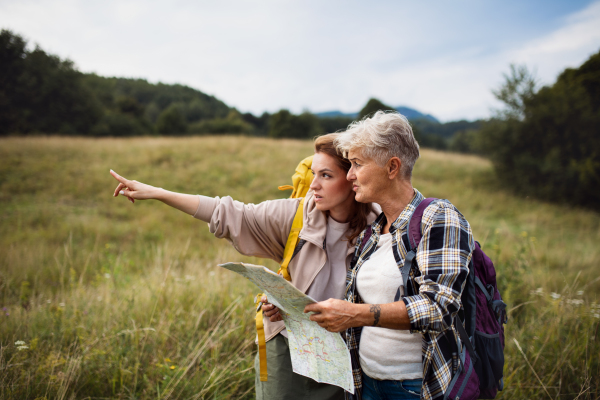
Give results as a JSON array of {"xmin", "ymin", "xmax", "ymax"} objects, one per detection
[{"xmin": 255, "ymin": 333, "xmax": 345, "ymax": 400}]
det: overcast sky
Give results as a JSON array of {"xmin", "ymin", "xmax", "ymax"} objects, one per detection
[{"xmin": 2, "ymin": 0, "xmax": 600, "ymax": 121}]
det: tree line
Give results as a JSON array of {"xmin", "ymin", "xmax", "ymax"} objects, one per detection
[
  {"xmin": 0, "ymin": 29, "xmax": 469, "ymax": 143},
  {"xmin": 475, "ymin": 52, "xmax": 600, "ymax": 208},
  {"xmin": 2, "ymin": 28, "xmax": 598, "ymax": 207}
]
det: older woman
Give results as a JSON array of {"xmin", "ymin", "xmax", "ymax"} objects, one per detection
[{"xmin": 305, "ymin": 112, "xmax": 475, "ymax": 400}]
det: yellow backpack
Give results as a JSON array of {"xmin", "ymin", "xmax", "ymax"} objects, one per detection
[{"xmin": 255, "ymin": 155, "xmax": 314, "ymax": 381}]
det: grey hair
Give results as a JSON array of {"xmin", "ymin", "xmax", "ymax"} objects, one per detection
[{"xmin": 335, "ymin": 111, "xmax": 420, "ymax": 180}]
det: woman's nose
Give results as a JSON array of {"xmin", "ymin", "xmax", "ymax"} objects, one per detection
[
  {"xmin": 347, "ymin": 168, "xmax": 355, "ymax": 181},
  {"xmin": 309, "ymin": 178, "xmax": 320, "ymax": 190}
]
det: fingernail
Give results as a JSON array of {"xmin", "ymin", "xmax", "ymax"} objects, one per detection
[
  {"xmin": 119, "ymin": 190, "xmax": 124, "ymax": 195},
  {"xmin": 110, "ymin": 169, "xmax": 113, "ymax": 173}
]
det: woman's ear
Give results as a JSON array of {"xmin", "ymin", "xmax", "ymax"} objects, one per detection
[{"xmin": 387, "ymin": 157, "xmax": 402, "ymax": 179}]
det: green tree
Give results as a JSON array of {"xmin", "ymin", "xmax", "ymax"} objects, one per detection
[
  {"xmin": 156, "ymin": 105, "xmax": 187, "ymax": 134},
  {"xmin": 0, "ymin": 29, "xmax": 102, "ymax": 134},
  {"xmin": 358, "ymin": 98, "xmax": 396, "ymax": 120},
  {"xmin": 268, "ymin": 110, "xmax": 320, "ymax": 139},
  {"xmin": 482, "ymin": 52, "xmax": 600, "ymax": 207}
]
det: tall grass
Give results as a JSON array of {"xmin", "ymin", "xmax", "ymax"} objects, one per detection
[{"xmin": 0, "ymin": 136, "xmax": 598, "ymax": 399}]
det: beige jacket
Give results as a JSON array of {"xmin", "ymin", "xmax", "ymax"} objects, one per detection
[{"xmin": 193, "ymin": 189, "xmax": 380, "ymax": 342}]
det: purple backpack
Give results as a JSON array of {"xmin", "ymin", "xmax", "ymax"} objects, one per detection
[{"xmin": 404, "ymin": 198, "xmax": 507, "ymax": 400}]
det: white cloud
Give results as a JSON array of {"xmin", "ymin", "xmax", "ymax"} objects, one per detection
[{"xmin": 1, "ymin": 0, "xmax": 599, "ymax": 121}]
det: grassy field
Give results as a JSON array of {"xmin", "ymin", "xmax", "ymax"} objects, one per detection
[{"xmin": 0, "ymin": 136, "xmax": 598, "ymax": 399}]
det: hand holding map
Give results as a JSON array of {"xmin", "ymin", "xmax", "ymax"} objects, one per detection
[{"xmin": 219, "ymin": 262, "xmax": 354, "ymax": 393}]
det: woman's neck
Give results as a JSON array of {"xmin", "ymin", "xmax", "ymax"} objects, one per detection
[
  {"xmin": 379, "ymin": 181, "xmax": 415, "ymax": 233},
  {"xmin": 328, "ymin": 198, "xmax": 356, "ymax": 223}
]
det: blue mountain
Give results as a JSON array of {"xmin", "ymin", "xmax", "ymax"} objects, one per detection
[{"xmin": 315, "ymin": 106, "xmax": 439, "ymax": 123}]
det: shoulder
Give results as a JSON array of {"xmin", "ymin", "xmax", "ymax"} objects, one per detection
[{"xmin": 420, "ymin": 198, "xmax": 472, "ymax": 234}]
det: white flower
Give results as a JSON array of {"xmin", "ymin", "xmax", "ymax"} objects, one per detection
[
  {"xmin": 530, "ymin": 288, "xmax": 544, "ymax": 296},
  {"xmin": 17, "ymin": 345, "xmax": 29, "ymax": 351},
  {"xmin": 576, "ymin": 290, "xmax": 584, "ymax": 296},
  {"xmin": 59, "ymin": 303, "xmax": 65, "ymax": 307},
  {"xmin": 593, "ymin": 313, "xmax": 600, "ymax": 319},
  {"xmin": 566, "ymin": 299, "xmax": 584, "ymax": 306},
  {"xmin": 209, "ymin": 271, "xmax": 215, "ymax": 276},
  {"xmin": 550, "ymin": 292, "xmax": 561, "ymax": 300},
  {"xmin": 185, "ymin": 275, "xmax": 195, "ymax": 281},
  {"xmin": 104, "ymin": 273, "xmax": 111, "ymax": 279},
  {"xmin": 46, "ymin": 299, "xmax": 51, "ymax": 304},
  {"xmin": 14, "ymin": 340, "xmax": 26, "ymax": 346}
]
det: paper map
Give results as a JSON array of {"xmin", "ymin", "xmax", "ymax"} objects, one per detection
[{"xmin": 219, "ymin": 262, "xmax": 354, "ymax": 393}]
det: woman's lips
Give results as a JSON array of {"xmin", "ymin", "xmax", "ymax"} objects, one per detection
[
  {"xmin": 352, "ymin": 185, "xmax": 359, "ymax": 192},
  {"xmin": 314, "ymin": 194, "xmax": 323, "ymax": 202}
]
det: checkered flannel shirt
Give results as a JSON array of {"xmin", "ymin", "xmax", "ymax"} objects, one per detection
[{"xmin": 344, "ymin": 189, "xmax": 474, "ymax": 400}]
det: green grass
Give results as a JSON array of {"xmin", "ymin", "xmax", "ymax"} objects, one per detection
[{"xmin": 1, "ymin": 136, "xmax": 598, "ymax": 399}]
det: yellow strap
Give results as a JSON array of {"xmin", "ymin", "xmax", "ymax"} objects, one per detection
[
  {"xmin": 277, "ymin": 197, "xmax": 305, "ymax": 281},
  {"xmin": 255, "ymin": 294, "xmax": 268, "ymax": 381},
  {"xmin": 278, "ymin": 185, "xmax": 294, "ymax": 191}
]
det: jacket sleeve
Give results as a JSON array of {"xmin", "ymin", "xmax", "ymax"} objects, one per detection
[
  {"xmin": 194, "ymin": 195, "xmax": 300, "ymax": 263},
  {"xmin": 402, "ymin": 201, "xmax": 474, "ymax": 334}
]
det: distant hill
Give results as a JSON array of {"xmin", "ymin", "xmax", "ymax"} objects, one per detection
[{"xmin": 315, "ymin": 106, "xmax": 439, "ymax": 123}]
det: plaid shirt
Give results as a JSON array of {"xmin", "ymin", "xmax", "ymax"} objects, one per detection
[{"xmin": 344, "ymin": 189, "xmax": 474, "ymax": 400}]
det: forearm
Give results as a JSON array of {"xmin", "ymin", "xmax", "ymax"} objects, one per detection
[
  {"xmin": 155, "ymin": 189, "xmax": 201, "ymax": 216},
  {"xmin": 306, "ymin": 298, "xmax": 412, "ymax": 332},
  {"xmin": 354, "ymin": 301, "xmax": 412, "ymax": 330}
]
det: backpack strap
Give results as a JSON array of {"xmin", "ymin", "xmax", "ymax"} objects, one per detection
[
  {"xmin": 277, "ymin": 197, "xmax": 305, "ymax": 281},
  {"xmin": 254, "ymin": 294, "xmax": 268, "ymax": 381},
  {"xmin": 399, "ymin": 197, "xmax": 437, "ymax": 294},
  {"xmin": 256, "ymin": 197, "xmax": 306, "ymax": 382}
]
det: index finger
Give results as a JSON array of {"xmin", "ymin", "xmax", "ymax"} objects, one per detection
[
  {"xmin": 109, "ymin": 169, "xmax": 129, "ymax": 185},
  {"xmin": 304, "ymin": 302, "xmax": 322, "ymax": 314}
]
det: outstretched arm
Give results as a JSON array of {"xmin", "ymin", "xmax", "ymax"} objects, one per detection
[{"xmin": 110, "ymin": 170, "xmax": 199, "ymax": 215}]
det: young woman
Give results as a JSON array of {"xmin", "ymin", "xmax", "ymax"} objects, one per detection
[{"xmin": 110, "ymin": 133, "xmax": 378, "ymax": 400}]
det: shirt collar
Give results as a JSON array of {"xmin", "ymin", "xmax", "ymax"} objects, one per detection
[{"xmin": 371, "ymin": 189, "xmax": 424, "ymax": 235}]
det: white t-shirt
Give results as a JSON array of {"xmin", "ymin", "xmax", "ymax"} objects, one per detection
[{"xmin": 356, "ymin": 232, "xmax": 423, "ymax": 380}]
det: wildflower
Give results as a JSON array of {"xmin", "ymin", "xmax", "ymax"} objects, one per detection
[
  {"xmin": 530, "ymin": 288, "xmax": 544, "ymax": 296},
  {"xmin": 170, "ymin": 365, "xmax": 176, "ymax": 370},
  {"xmin": 577, "ymin": 290, "xmax": 584, "ymax": 296},
  {"xmin": 46, "ymin": 299, "xmax": 51, "ymax": 304},
  {"xmin": 593, "ymin": 313, "xmax": 600, "ymax": 319},
  {"xmin": 185, "ymin": 275, "xmax": 195, "ymax": 281},
  {"xmin": 209, "ymin": 271, "xmax": 215, "ymax": 276},
  {"xmin": 104, "ymin": 273, "xmax": 111, "ymax": 279},
  {"xmin": 550, "ymin": 292, "xmax": 561, "ymax": 300},
  {"xmin": 520, "ymin": 231, "xmax": 528, "ymax": 238},
  {"xmin": 59, "ymin": 303, "xmax": 65, "ymax": 307},
  {"xmin": 530, "ymin": 237, "xmax": 536, "ymax": 242},
  {"xmin": 15, "ymin": 341, "xmax": 28, "ymax": 351},
  {"xmin": 164, "ymin": 358, "xmax": 171, "ymax": 362},
  {"xmin": 494, "ymin": 229, "xmax": 500, "ymax": 234},
  {"xmin": 566, "ymin": 299, "xmax": 584, "ymax": 306}
]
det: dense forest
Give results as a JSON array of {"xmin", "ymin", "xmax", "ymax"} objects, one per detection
[{"xmin": 476, "ymin": 54, "xmax": 600, "ymax": 208}]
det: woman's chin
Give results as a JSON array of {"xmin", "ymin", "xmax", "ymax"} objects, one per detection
[{"xmin": 314, "ymin": 201, "xmax": 328, "ymax": 212}]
